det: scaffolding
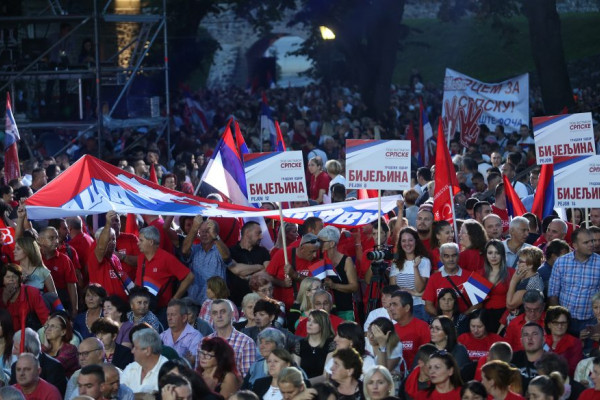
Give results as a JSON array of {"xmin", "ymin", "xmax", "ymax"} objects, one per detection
[{"xmin": 0, "ymin": 0, "xmax": 171, "ymax": 162}]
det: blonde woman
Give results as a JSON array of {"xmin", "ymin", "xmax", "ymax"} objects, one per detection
[
  {"xmin": 13, "ymin": 236, "xmax": 57, "ymax": 294},
  {"xmin": 288, "ymin": 277, "xmax": 321, "ymax": 333}
]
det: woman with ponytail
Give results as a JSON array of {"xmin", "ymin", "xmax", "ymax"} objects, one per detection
[
  {"xmin": 527, "ymin": 373, "xmax": 565, "ymax": 400},
  {"xmin": 480, "ymin": 360, "xmax": 524, "ymax": 400}
]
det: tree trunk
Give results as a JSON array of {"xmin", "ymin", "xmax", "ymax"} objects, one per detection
[{"xmin": 522, "ymin": 0, "xmax": 574, "ymax": 115}]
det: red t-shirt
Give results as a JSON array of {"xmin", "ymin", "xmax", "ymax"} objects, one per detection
[
  {"xmin": 116, "ymin": 232, "xmax": 140, "ymax": 279},
  {"xmin": 415, "ymin": 386, "xmax": 461, "ymax": 400},
  {"xmin": 458, "ymin": 249, "xmax": 484, "ymax": 272},
  {"xmin": 265, "ymin": 247, "xmax": 312, "ymax": 309},
  {"xmin": 457, "ymin": 332, "xmax": 504, "ymax": 361},
  {"xmin": 483, "ymin": 268, "xmax": 515, "ymax": 309},
  {"xmin": 14, "ymin": 378, "xmax": 62, "ymax": 400},
  {"xmin": 422, "ymin": 269, "xmax": 470, "ymax": 313},
  {"xmin": 0, "ymin": 285, "xmax": 49, "ymax": 332},
  {"xmin": 59, "ymin": 243, "xmax": 82, "ymax": 271},
  {"xmin": 394, "ymin": 317, "xmax": 431, "ymax": 367},
  {"xmin": 309, "ymin": 171, "xmax": 331, "ymax": 202},
  {"xmin": 430, "ymin": 247, "xmax": 441, "ymax": 273},
  {"xmin": 503, "ymin": 313, "xmax": 546, "ymax": 352},
  {"xmin": 579, "ymin": 389, "xmax": 600, "ymax": 400},
  {"xmin": 491, "ymin": 205, "xmax": 510, "ymax": 233},
  {"xmin": 295, "ymin": 313, "xmax": 344, "ymax": 337},
  {"xmin": 135, "ymin": 248, "xmax": 191, "ymax": 307},
  {"xmin": 69, "ymin": 232, "xmax": 95, "ymax": 268},
  {"xmin": 43, "ymin": 250, "xmax": 78, "ymax": 289},
  {"xmin": 87, "ymin": 243, "xmax": 131, "ymax": 302},
  {"xmin": 149, "ymin": 217, "xmax": 174, "ymax": 254},
  {"xmin": 545, "ymin": 333, "xmax": 583, "ymax": 376},
  {"xmin": 211, "ymin": 217, "xmax": 242, "ymax": 248}
]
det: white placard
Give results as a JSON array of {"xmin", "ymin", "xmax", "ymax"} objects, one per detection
[
  {"xmin": 554, "ymin": 155, "xmax": 600, "ymax": 208},
  {"xmin": 533, "ymin": 112, "xmax": 596, "ymax": 165},
  {"xmin": 243, "ymin": 151, "xmax": 308, "ymax": 203},
  {"xmin": 346, "ymin": 139, "xmax": 411, "ymax": 191}
]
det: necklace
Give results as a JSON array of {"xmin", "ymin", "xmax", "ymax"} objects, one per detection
[{"xmin": 85, "ymin": 309, "xmax": 101, "ymax": 332}]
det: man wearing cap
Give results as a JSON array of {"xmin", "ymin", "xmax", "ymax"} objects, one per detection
[
  {"xmin": 318, "ymin": 226, "xmax": 358, "ymax": 321},
  {"xmin": 265, "ymin": 233, "xmax": 319, "ymax": 309}
]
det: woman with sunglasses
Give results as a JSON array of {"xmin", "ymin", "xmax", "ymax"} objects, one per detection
[{"xmin": 426, "ymin": 350, "xmax": 464, "ymax": 399}]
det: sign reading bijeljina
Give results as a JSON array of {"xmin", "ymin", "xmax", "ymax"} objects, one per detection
[
  {"xmin": 243, "ymin": 151, "xmax": 308, "ymax": 203},
  {"xmin": 346, "ymin": 139, "xmax": 411, "ymax": 191}
]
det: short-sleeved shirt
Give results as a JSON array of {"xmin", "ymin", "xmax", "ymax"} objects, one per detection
[
  {"xmin": 458, "ymin": 332, "xmax": 504, "ymax": 361},
  {"xmin": 422, "ymin": 267, "xmax": 470, "ymax": 312},
  {"xmin": 87, "ymin": 243, "xmax": 132, "ymax": 302},
  {"xmin": 389, "ymin": 258, "xmax": 431, "ymax": 306},
  {"xmin": 309, "ymin": 171, "xmax": 331, "ymax": 201},
  {"xmin": 22, "ymin": 266, "xmax": 51, "ymax": 291},
  {"xmin": 183, "ymin": 243, "xmax": 231, "ymax": 305},
  {"xmin": 228, "ymin": 243, "xmax": 271, "ymax": 306},
  {"xmin": 502, "ymin": 240, "xmax": 532, "ymax": 269},
  {"xmin": 69, "ymin": 232, "xmax": 94, "ymax": 268},
  {"xmin": 14, "ymin": 377, "xmax": 62, "ymax": 400},
  {"xmin": 43, "ymin": 250, "xmax": 78, "ymax": 289},
  {"xmin": 394, "ymin": 317, "xmax": 430, "ymax": 367},
  {"xmin": 265, "ymin": 247, "xmax": 313, "ymax": 309},
  {"xmin": 206, "ymin": 329, "xmax": 256, "ymax": 377},
  {"xmin": 116, "ymin": 232, "xmax": 140, "ymax": 278},
  {"xmin": 59, "ymin": 243, "xmax": 82, "ymax": 272},
  {"xmin": 135, "ymin": 248, "xmax": 191, "ymax": 307},
  {"xmin": 160, "ymin": 323, "xmax": 203, "ymax": 360}
]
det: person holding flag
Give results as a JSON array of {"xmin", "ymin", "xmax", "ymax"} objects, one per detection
[
  {"xmin": 4, "ymin": 92, "xmax": 21, "ymax": 184},
  {"xmin": 318, "ymin": 226, "xmax": 358, "ymax": 321}
]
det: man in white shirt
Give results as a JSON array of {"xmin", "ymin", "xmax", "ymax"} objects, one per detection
[{"xmin": 121, "ymin": 328, "xmax": 168, "ymax": 393}]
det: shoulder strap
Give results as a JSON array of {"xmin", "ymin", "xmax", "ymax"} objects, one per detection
[
  {"xmin": 445, "ymin": 275, "xmax": 470, "ymax": 306},
  {"xmin": 108, "ymin": 257, "xmax": 130, "ymax": 296}
]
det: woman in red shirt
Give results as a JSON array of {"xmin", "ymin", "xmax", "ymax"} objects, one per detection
[
  {"xmin": 544, "ymin": 305, "xmax": 583, "ymax": 376},
  {"xmin": 481, "ymin": 240, "xmax": 514, "ymax": 334},
  {"xmin": 481, "ymin": 360, "xmax": 524, "ymax": 400},
  {"xmin": 417, "ymin": 351, "xmax": 463, "ymax": 400},
  {"xmin": 307, "ymin": 157, "xmax": 331, "ymax": 204},
  {"xmin": 527, "ymin": 373, "xmax": 565, "ymax": 400},
  {"xmin": 458, "ymin": 310, "xmax": 503, "ymax": 362},
  {"xmin": 458, "ymin": 220, "xmax": 487, "ymax": 272}
]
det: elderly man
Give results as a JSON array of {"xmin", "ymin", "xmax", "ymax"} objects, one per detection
[
  {"xmin": 10, "ymin": 328, "xmax": 67, "ymax": 396},
  {"xmin": 504, "ymin": 290, "xmax": 546, "ymax": 352},
  {"xmin": 204, "ymin": 299, "xmax": 256, "ymax": 377},
  {"xmin": 483, "ymin": 213, "xmax": 504, "ymax": 240},
  {"xmin": 13, "ymin": 353, "xmax": 62, "ymax": 399},
  {"xmin": 502, "ymin": 216, "xmax": 532, "ymax": 268},
  {"xmin": 160, "ymin": 299, "xmax": 202, "ymax": 365},
  {"xmin": 423, "ymin": 243, "xmax": 470, "ymax": 315},
  {"xmin": 101, "ymin": 363, "xmax": 134, "ymax": 400},
  {"xmin": 294, "ymin": 289, "xmax": 345, "ymax": 337},
  {"xmin": 65, "ymin": 338, "xmax": 105, "ymax": 400},
  {"xmin": 121, "ymin": 329, "xmax": 168, "ymax": 393},
  {"xmin": 77, "ymin": 365, "xmax": 107, "ymax": 400},
  {"xmin": 537, "ymin": 219, "xmax": 567, "ymax": 251},
  {"xmin": 228, "ymin": 221, "xmax": 271, "ymax": 307},
  {"xmin": 135, "ymin": 226, "xmax": 194, "ymax": 312},
  {"xmin": 14, "ymin": 353, "xmax": 62, "ymax": 400},
  {"xmin": 89, "ymin": 211, "xmax": 133, "ymax": 302},
  {"xmin": 549, "ymin": 228, "xmax": 600, "ymax": 334},
  {"xmin": 181, "ymin": 216, "xmax": 232, "ymax": 305}
]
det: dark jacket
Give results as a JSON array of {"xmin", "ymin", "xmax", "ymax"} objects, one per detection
[
  {"xmin": 10, "ymin": 352, "xmax": 67, "ymax": 396},
  {"xmin": 111, "ymin": 342, "xmax": 133, "ymax": 370}
]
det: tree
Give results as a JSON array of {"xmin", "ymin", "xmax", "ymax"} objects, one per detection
[
  {"xmin": 232, "ymin": 0, "xmax": 408, "ymax": 119},
  {"xmin": 439, "ymin": 0, "xmax": 574, "ymax": 115}
]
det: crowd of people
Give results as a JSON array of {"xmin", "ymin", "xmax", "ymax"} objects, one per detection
[{"xmin": 2, "ymin": 68, "xmax": 600, "ymax": 400}]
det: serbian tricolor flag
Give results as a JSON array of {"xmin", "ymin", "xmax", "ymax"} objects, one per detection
[
  {"xmin": 502, "ymin": 175, "xmax": 527, "ymax": 218},
  {"xmin": 418, "ymin": 98, "xmax": 433, "ymax": 166},
  {"xmin": 4, "ymin": 92, "xmax": 21, "ymax": 183},
  {"xmin": 183, "ymin": 97, "xmax": 209, "ymax": 133},
  {"xmin": 463, "ymin": 272, "xmax": 493, "ymax": 305},
  {"xmin": 531, "ymin": 163, "xmax": 554, "ymax": 221},
  {"xmin": 260, "ymin": 92, "xmax": 277, "ymax": 149},
  {"xmin": 234, "ymin": 120, "xmax": 250, "ymax": 155},
  {"xmin": 274, "ymin": 121, "xmax": 286, "ymax": 152},
  {"xmin": 308, "ymin": 255, "xmax": 338, "ymax": 280},
  {"xmin": 433, "ymin": 118, "xmax": 460, "ymax": 223}
]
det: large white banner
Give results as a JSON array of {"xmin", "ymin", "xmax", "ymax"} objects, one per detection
[
  {"xmin": 442, "ymin": 68, "xmax": 529, "ymax": 145},
  {"xmin": 554, "ymin": 155, "xmax": 600, "ymax": 208},
  {"xmin": 533, "ymin": 112, "xmax": 596, "ymax": 165},
  {"xmin": 346, "ymin": 139, "xmax": 411, "ymax": 191},
  {"xmin": 243, "ymin": 151, "xmax": 308, "ymax": 203}
]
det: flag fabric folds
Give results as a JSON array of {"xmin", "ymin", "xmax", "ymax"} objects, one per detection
[
  {"xmin": 308, "ymin": 256, "xmax": 338, "ymax": 280},
  {"xmin": 406, "ymin": 121, "xmax": 418, "ymax": 160},
  {"xmin": 531, "ymin": 164, "xmax": 555, "ymax": 221},
  {"xmin": 433, "ymin": 118, "xmax": 460, "ymax": 223},
  {"xmin": 463, "ymin": 272, "xmax": 493, "ymax": 305},
  {"xmin": 234, "ymin": 120, "xmax": 250, "ymax": 155},
  {"xmin": 260, "ymin": 93, "xmax": 277, "ymax": 150},
  {"xmin": 418, "ymin": 99, "xmax": 433, "ymax": 166},
  {"xmin": 183, "ymin": 97, "xmax": 209, "ymax": 133},
  {"xmin": 4, "ymin": 92, "xmax": 21, "ymax": 182},
  {"xmin": 274, "ymin": 121, "xmax": 287, "ymax": 152},
  {"xmin": 502, "ymin": 175, "xmax": 527, "ymax": 218}
]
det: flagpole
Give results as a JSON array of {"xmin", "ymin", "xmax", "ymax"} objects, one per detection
[
  {"xmin": 586, "ymin": 208, "xmax": 590, "ymax": 228},
  {"xmin": 278, "ymin": 202, "xmax": 289, "ymax": 266},
  {"xmin": 449, "ymin": 186, "xmax": 459, "ymax": 243},
  {"xmin": 447, "ymin": 121, "xmax": 453, "ymax": 149},
  {"xmin": 377, "ymin": 189, "xmax": 382, "ymax": 246}
]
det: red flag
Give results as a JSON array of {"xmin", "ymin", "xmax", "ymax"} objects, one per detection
[
  {"xmin": 149, "ymin": 163, "xmax": 158, "ymax": 184},
  {"xmin": 4, "ymin": 92, "xmax": 21, "ymax": 182},
  {"xmin": 502, "ymin": 175, "xmax": 527, "ymax": 217},
  {"xmin": 433, "ymin": 118, "xmax": 460, "ymax": 223},
  {"xmin": 274, "ymin": 121, "xmax": 287, "ymax": 152},
  {"xmin": 358, "ymin": 189, "xmax": 378, "ymax": 199},
  {"xmin": 125, "ymin": 214, "xmax": 139, "ymax": 236}
]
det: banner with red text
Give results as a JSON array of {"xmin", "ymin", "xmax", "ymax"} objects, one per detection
[
  {"xmin": 346, "ymin": 139, "xmax": 411, "ymax": 191},
  {"xmin": 533, "ymin": 112, "xmax": 596, "ymax": 165},
  {"xmin": 243, "ymin": 151, "xmax": 308, "ymax": 203},
  {"xmin": 442, "ymin": 68, "xmax": 529, "ymax": 145},
  {"xmin": 554, "ymin": 155, "xmax": 600, "ymax": 208}
]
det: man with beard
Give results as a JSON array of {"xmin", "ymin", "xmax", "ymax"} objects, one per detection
[{"xmin": 415, "ymin": 208, "xmax": 434, "ymax": 252}]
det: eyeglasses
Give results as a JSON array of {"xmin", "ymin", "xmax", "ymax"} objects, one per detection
[
  {"xmin": 44, "ymin": 324, "xmax": 63, "ymax": 330},
  {"xmin": 257, "ymin": 286, "xmax": 274, "ymax": 294},
  {"xmin": 78, "ymin": 348, "xmax": 101, "ymax": 358},
  {"xmin": 551, "ymin": 320, "xmax": 568, "ymax": 326},
  {"xmin": 524, "ymin": 306, "xmax": 543, "ymax": 313},
  {"xmin": 199, "ymin": 351, "xmax": 215, "ymax": 359}
]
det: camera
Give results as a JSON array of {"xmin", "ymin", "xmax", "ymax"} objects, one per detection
[{"xmin": 366, "ymin": 245, "xmax": 394, "ymax": 262}]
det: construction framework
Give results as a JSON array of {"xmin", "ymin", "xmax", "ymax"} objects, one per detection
[{"xmin": 0, "ymin": 0, "xmax": 171, "ymax": 162}]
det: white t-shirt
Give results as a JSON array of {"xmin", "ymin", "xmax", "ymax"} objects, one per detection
[
  {"xmin": 389, "ymin": 258, "xmax": 431, "ymax": 306},
  {"xmin": 263, "ymin": 385, "xmax": 283, "ymax": 400},
  {"xmin": 324, "ymin": 354, "xmax": 377, "ymax": 377}
]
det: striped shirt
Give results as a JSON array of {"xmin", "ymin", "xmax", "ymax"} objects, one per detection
[
  {"xmin": 389, "ymin": 257, "xmax": 431, "ymax": 306},
  {"xmin": 206, "ymin": 328, "xmax": 256, "ymax": 377}
]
